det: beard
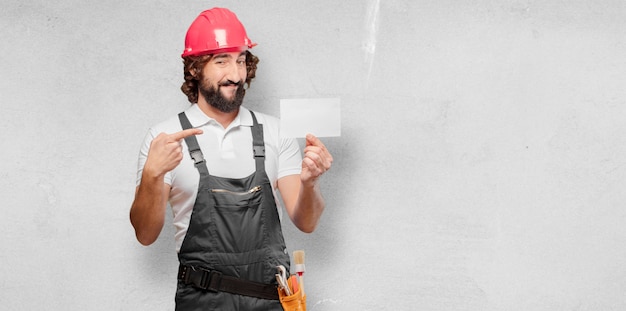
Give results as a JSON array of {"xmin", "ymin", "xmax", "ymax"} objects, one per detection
[{"xmin": 198, "ymin": 78, "xmax": 246, "ymax": 113}]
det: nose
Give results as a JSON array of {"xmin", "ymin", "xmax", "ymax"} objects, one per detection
[{"xmin": 225, "ymin": 60, "xmax": 244, "ymax": 84}]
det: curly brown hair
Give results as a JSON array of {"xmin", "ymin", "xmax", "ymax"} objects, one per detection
[{"xmin": 180, "ymin": 50, "xmax": 259, "ymax": 104}]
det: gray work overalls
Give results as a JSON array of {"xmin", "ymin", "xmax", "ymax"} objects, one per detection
[{"xmin": 175, "ymin": 111, "xmax": 290, "ymax": 310}]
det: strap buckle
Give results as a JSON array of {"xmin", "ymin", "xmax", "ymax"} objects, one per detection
[
  {"xmin": 190, "ymin": 149, "xmax": 204, "ymax": 164},
  {"xmin": 253, "ymin": 145, "xmax": 265, "ymax": 157},
  {"xmin": 200, "ymin": 269, "xmax": 222, "ymax": 292},
  {"xmin": 180, "ymin": 265, "xmax": 222, "ymax": 293}
]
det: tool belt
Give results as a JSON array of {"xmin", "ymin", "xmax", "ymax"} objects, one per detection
[{"xmin": 178, "ymin": 264, "xmax": 279, "ymax": 300}]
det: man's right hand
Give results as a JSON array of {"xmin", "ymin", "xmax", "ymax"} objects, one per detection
[
  {"xmin": 131, "ymin": 128, "xmax": 202, "ymax": 246},
  {"xmin": 143, "ymin": 128, "xmax": 203, "ymax": 178}
]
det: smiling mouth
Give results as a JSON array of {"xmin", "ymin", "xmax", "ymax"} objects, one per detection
[{"xmin": 219, "ymin": 80, "xmax": 241, "ymax": 87}]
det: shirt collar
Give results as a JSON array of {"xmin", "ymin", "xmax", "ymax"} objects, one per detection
[{"xmin": 184, "ymin": 104, "xmax": 253, "ymax": 128}]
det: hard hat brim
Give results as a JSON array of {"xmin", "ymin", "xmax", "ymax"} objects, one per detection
[{"xmin": 181, "ymin": 43, "xmax": 257, "ymax": 58}]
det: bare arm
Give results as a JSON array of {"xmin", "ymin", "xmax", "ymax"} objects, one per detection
[
  {"xmin": 130, "ymin": 176, "xmax": 170, "ymax": 245},
  {"xmin": 278, "ymin": 134, "xmax": 333, "ymax": 233},
  {"xmin": 129, "ymin": 128, "xmax": 202, "ymax": 245}
]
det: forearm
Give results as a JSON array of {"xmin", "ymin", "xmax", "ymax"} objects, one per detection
[
  {"xmin": 291, "ymin": 182, "xmax": 325, "ymax": 233},
  {"xmin": 130, "ymin": 128, "xmax": 202, "ymax": 245},
  {"xmin": 130, "ymin": 171, "xmax": 168, "ymax": 245}
]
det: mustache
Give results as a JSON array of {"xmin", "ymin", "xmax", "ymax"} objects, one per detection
[{"xmin": 219, "ymin": 80, "xmax": 242, "ymax": 87}]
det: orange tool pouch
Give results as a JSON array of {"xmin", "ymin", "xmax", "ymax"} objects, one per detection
[{"xmin": 278, "ymin": 276, "xmax": 306, "ymax": 311}]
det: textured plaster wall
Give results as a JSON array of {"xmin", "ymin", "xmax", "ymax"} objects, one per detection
[{"xmin": 2, "ymin": 0, "xmax": 626, "ymax": 310}]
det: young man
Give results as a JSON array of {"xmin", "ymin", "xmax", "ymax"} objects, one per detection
[{"xmin": 129, "ymin": 7, "xmax": 332, "ymax": 310}]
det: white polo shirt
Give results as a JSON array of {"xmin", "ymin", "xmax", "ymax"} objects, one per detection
[{"xmin": 136, "ymin": 104, "xmax": 302, "ymax": 251}]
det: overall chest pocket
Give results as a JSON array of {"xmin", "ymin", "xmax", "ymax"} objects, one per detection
[{"xmin": 210, "ymin": 186, "xmax": 266, "ymax": 253}]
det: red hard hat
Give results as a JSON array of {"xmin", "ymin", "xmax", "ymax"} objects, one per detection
[{"xmin": 182, "ymin": 7, "xmax": 256, "ymax": 57}]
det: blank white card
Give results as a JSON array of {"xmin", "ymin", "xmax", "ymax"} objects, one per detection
[{"xmin": 279, "ymin": 98, "xmax": 341, "ymax": 138}]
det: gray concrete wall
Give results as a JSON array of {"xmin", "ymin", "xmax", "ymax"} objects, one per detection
[{"xmin": 2, "ymin": 1, "xmax": 626, "ymax": 310}]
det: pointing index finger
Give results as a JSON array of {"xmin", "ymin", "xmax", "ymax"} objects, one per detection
[{"xmin": 170, "ymin": 128, "xmax": 203, "ymax": 141}]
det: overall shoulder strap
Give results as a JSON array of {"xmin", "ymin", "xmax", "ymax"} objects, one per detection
[
  {"xmin": 249, "ymin": 111, "xmax": 266, "ymax": 172},
  {"xmin": 178, "ymin": 112, "xmax": 209, "ymax": 175}
]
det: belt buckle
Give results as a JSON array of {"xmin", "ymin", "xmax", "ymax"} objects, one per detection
[{"xmin": 201, "ymin": 269, "xmax": 223, "ymax": 292}]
